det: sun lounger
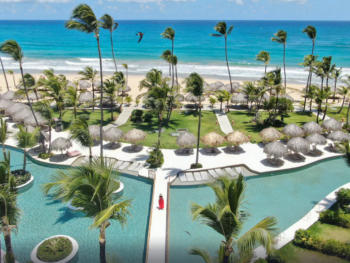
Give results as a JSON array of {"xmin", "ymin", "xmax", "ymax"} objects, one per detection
[
  {"xmin": 119, "ymin": 162, "xmax": 130, "ymax": 170},
  {"xmin": 186, "ymin": 172, "xmax": 195, "ymax": 182},
  {"xmin": 67, "ymin": 150, "xmax": 81, "ymax": 158},
  {"xmin": 213, "ymin": 147, "xmax": 221, "ymax": 153},
  {"xmin": 235, "ymin": 167, "xmax": 243, "ymax": 175},
  {"xmin": 134, "ymin": 162, "xmax": 151, "ymax": 172},
  {"xmin": 208, "ymin": 169, "xmax": 219, "ymax": 178},
  {"xmin": 224, "ymin": 167, "xmax": 235, "ymax": 177},
  {"xmin": 193, "ymin": 172, "xmax": 202, "ymax": 181},
  {"xmin": 267, "ymin": 158, "xmax": 278, "ymax": 165},
  {"xmin": 200, "ymin": 171, "xmax": 210, "ymax": 181},
  {"xmin": 179, "ymin": 172, "xmax": 187, "ymax": 182},
  {"xmin": 128, "ymin": 162, "xmax": 140, "ymax": 171},
  {"xmin": 113, "ymin": 160, "xmax": 124, "ymax": 169},
  {"xmin": 214, "ymin": 169, "xmax": 224, "ymax": 176}
]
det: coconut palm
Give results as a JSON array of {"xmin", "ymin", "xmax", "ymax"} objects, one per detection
[
  {"xmin": 139, "ymin": 69, "xmax": 163, "ymax": 92},
  {"xmin": 100, "ymin": 14, "xmax": 118, "ymax": 71},
  {"xmin": 78, "ymin": 67, "xmax": 98, "ymax": 111},
  {"xmin": 215, "ymin": 92, "xmax": 225, "ymax": 111},
  {"xmin": 266, "ymin": 67, "xmax": 283, "ymax": 121},
  {"xmin": 161, "ymin": 28, "xmax": 175, "ymax": 89},
  {"xmin": 34, "ymin": 101, "xmax": 54, "ymax": 153},
  {"xmin": 305, "ymin": 84, "xmax": 318, "ymax": 112},
  {"xmin": 241, "ymin": 81, "xmax": 257, "ymax": 111},
  {"xmin": 332, "ymin": 67, "xmax": 342, "ymax": 102},
  {"xmin": 16, "ymin": 124, "xmax": 39, "ymax": 172},
  {"xmin": 172, "ymin": 55, "xmax": 179, "ymax": 84},
  {"xmin": 190, "ymin": 175, "xmax": 278, "ymax": 263},
  {"xmin": 217, "ymin": 90, "xmax": 232, "ymax": 112},
  {"xmin": 209, "ymin": 97, "xmax": 217, "ymax": 108},
  {"xmin": 339, "ymin": 142, "xmax": 350, "ymax": 167},
  {"xmin": 103, "ymin": 79, "xmax": 118, "ymax": 120},
  {"xmin": 66, "ymin": 4, "xmax": 105, "ymax": 159},
  {"xmin": 337, "ymin": 86, "xmax": 349, "ymax": 114},
  {"xmin": 0, "ymin": 40, "xmax": 39, "ymax": 127},
  {"xmin": 300, "ymin": 55, "xmax": 318, "ymax": 112},
  {"xmin": 42, "ymin": 77, "xmax": 66, "ymax": 118},
  {"xmin": 15, "ymin": 73, "xmax": 41, "ymax": 101},
  {"xmin": 210, "ymin": 22, "xmax": 234, "ymax": 93},
  {"xmin": 0, "ymin": 118, "xmax": 9, "ymax": 161},
  {"xmin": 271, "ymin": 30, "xmax": 287, "ymax": 88},
  {"xmin": 160, "ymin": 50, "xmax": 172, "ymax": 77},
  {"xmin": 43, "ymin": 157, "xmax": 133, "ymax": 263},
  {"xmin": 314, "ymin": 87, "xmax": 333, "ymax": 123},
  {"xmin": 65, "ymin": 86, "xmax": 79, "ymax": 119},
  {"xmin": 122, "ymin": 63, "xmax": 128, "ymax": 90},
  {"xmin": 255, "ymin": 51, "xmax": 270, "ymax": 73},
  {"xmin": 0, "ymin": 185, "xmax": 21, "ymax": 262},
  {"xmin": 7, "ymin": 70, "xmax": 15, "ymax": 87},
  {"xmin": 0, "ymin": 56, "xmax": 9, "ymax": 91},
  {"xmin": 184, "ymin": 73, "xmax": 204, "ymax": 166}
]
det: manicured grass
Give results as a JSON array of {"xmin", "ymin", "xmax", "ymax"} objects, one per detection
[
  {"xmin": 226, "ymin": 111, "xmax": 316, "ymax": 143},
  {"xmin": 309, "ymin": 220, "xmax": 350, "ymax": 244},
  {"xmin": 52, "ymin": 109, "xmax": 117, "ymax": 130},
  {"xmin": 118, "ymin": 110, "xmax": 225, "ymax": 149},
  {"xmin": 324, "ymin": 106, "xmax": 349, "ymax": 122}
]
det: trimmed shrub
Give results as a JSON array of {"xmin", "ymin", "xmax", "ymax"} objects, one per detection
[
  {"xmin": 131, "ymin": 110, "xmax": 143, "ymax": 122},
  {"xmin": 319, "ymin": 209, "xmax": 350, "ymax": 228},
  {"xmin": 266, "ymin": 253, "xmax": 287, "ymax": 263},
  {"xmin": 336, "ymin": 188, "xmax": 350, "ymax": 207},
  {"xmin": 37, "ymin": 237, "xmax": 73, "ymax": 262},
  {"xmin": 10, "ymin": 170, "xmax": 31, "ymax": 186},
  {"xmin": 79, "ymin": 114, "xmax": 90, "ymax": 121},
  {"xmin": 38, "ymin": 153, "xmax": 54, "ymax": 160},
  {"xmin": 142, "ymin": 111, "xmax": 154, "ymax": 122},
  {"xmin": 190, "ymin": 163, "xmax": 203, "ymax": 169},
  {"xmin": 147, "ymin": 142, "xmax": 164, "ymax": 168}
]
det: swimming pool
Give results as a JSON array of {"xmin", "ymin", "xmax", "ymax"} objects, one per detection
[
  {"xmin": 0, "ymin": 147, "xmax": 153, "ymax": 263},
  {"xmin": 169, "ymin": 157, "xmax": 350, "ymax": 263}
]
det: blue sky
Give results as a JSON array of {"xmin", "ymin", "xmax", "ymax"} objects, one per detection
[{"xmin": 0, "ymin": 0, "xmax": 348, "ymax": 20}]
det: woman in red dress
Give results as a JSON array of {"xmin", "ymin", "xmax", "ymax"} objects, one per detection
[{"xmin": 158, "ymin": 194, "xmax": 164, "ymax": 210}]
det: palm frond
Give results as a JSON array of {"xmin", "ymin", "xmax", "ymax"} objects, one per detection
[{"xmin": 189, "ymin": 248, "xmax": 214, "ymax": 263}]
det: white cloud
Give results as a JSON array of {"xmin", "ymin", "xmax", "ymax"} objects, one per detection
[
  {"xmin": 270, "ymin": 0, "xmax": 308, "ymax": 4},
  {"xmin": 228, "ymin": 0, "xmax": 244, "ymax": 5},
  {"xmin": 252, "ymin": 0, "xmax": 260, "ymax": 2}
]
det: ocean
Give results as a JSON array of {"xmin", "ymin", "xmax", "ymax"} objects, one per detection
[{"xmin": 0, "ymin": 20, "xmax": 350, "ymax": 83}]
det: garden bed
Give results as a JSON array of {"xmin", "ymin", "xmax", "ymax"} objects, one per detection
[{"xmin": 10, "ymin": 169, "xmax": 32, "ymax": 186}]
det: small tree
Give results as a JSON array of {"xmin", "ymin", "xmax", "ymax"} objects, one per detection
[
  {"xmin": 147, "ymin": 141, "xmax": 164, "ymax": 168},
  {"xmin": 0, "ymin": 118, "xmax": 9, "ymax": 161},
  {"xmin": 16, "ymin": 125, "xmax": 39, "ymax": 172},
  {"xmin": 125, "ymin": 95, "xmax": 132, "ymax": 106},
  {"xmin": 209, "ymin": 97, "xmax": 217, "ymax": 108}
]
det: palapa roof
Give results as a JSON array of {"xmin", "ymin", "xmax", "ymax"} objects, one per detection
[
  {"xmin": 231, "ymin": 93, "xmax": 248, "ymax": 103},
  {"xmin": 306, "ymin": 133, "xmax": 327, "ymax": 145},
  {"xmin": 263, "ymin": 141, "xmax": 288, "ymax": 158},
  {"xmin": 321, "ymin": 118, "xmax": 342, "ymax": 132},
  {"xmin": 0, "ymin": 99, "xmax": 15, "ymax": 110},
  {"xmin": 209, "ymin": 83, "xmax": 219, "ymax": 91},
  {"xmin": 12, "ymin": 108, "xmax": 31, "ymax": 122},
  {"xmin": 224, "ymin": 131, "xmax": 250, "ymax": 146},
  {"xmin": 328, "ymin": 131, "xmax": 350, "ymax": 142},
  {"xmin": 89, "ymin": 125, "xmax": 103, "ymax": 140},
  {"xmin": 104, "ymin": 127, "xmax": 124, "ymax": 142},
  {"xmin": 213, "ymin": 81, "xmax": 224, "ymax": 88},
  {"xmin": 200, "ymin": 132, "xmax": 226, "ymax": 147},
  {"xmin": 23, "ymin": 112, "xmax": 48, "ymax": 126},
  {"xmin": 79, "ymin": 80, "xmax": 91, "ymax": 89},
  {"xmin": 117, "ymin": 85, "xmax": 131, "ymax": 92},
  {"xmin": 303, "ymin": 121, "xmax": 322, "ymax": 134},
  {"xmin": 67, "ymin": 80, "xmax": 77, "ymax": 89},
  {"xmin": 287, "ymin": 137, "xmax": 310, "ymax": 154},
  {"xmin": 259, "ymin": 127, "xmax": 282, "ymax": 142},
  {"xmin": 219, "ymin": 83, "xmax": 240, "ymax": 93},
  {"xmin": 176, "ymin": 94, "xmax": 185, "ymax": 103},
  {"xmin": 1, "ymin": 91, "xmax": 17, "ymax": 100},
  {"xmin": 79, "ymin": 92, "xmax": 94, "ymax": 103},
  {"xmin": 176, "ymin": 132, "xmax": 197, "ymax": 148},
  {"xmin": 124, "ymin": 129, "xmax": 147, "ymax": 144},
  {"xmin": 5, "ymin": 103, "xmax": 30, "ymax": 116},
  {"xmin": 51, "ymin": 137, "xmax": 72, "ymax": 152},
  {"xmin": 93, "ymin": 80, "xmax": 102, "ymax": 88},
  {"xmin": 282, "ymin": 124, "xmax": 304, "ymax": 138},
  {"xmin": 232, "ymin": 82, "xmax": 241, "ymax": 89},
  {"xmin": 185, "ymin": 94, "xmax": 205, "ymax": 102}
]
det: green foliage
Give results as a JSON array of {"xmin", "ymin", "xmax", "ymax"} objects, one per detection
[
  {"xmin": 254, "ymin": 259, "xmax": 268, "ymax": 263},
  {"xmin": 5, "ymin": 252, "xmax": 15, "ymax": 263},
  {"xmin": 10, "ymin": 170, "xmax": 31, "ymax": 186},
  {"xmin": 336, "ymin": 188, "xmax": 350, "ymax": 207},
  {"xmin": 147, "ymin": 142, "xmax": 164, "ymax": 168},
  {"xmin": 38, "ymin": 153, "xmax": 54, "ymax": 160},
  {"xmin": 131, "ymin": 110, "xmax": 143, "ymax": 122},
  {"xmin": 79, "ymin": 114, "xmax": 90, "ymax": 121},
  {"xmin": 37, "ymin": 237, "xmax": 73, "ymax": 262},
  {"xmin": 319, "ymin": 208, "xmax": 350, "ymax": 228},
  {"xmin": 190, "ymin": 163, "xmax": 203, "ymax": 169},
  {"xmin": 266, "ymin": 253, "xmax": 287, "ymax": 263},
  {"xmin": 16, "ymin": 124, "xmax": 40, "ymax": 149},
  {"xmin": 142, "ymin": 111, "xmax": 153, "ymax": 122}
]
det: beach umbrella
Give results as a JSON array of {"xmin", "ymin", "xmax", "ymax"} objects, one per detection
[
  {"xmin": 306, "ymin": 134, "xmax": 327, "ymax": 149},
  {"xmin": 51, "ymin": 137, "xmax": 72, "ymax": 159},
  {"xmin": 259, "ymin": 127, "xmax": 282, "ymax": 142},
  {"xmin": 104, "ymin": 127, "xmax": 124, "ymax": 142},
  {"xmin": 5, "ymin": 103, "xmax": 30, "ymax": 116},
  {"xmin": 185, "ymin": 94, "xmax": 205, "ymax": 103},
  {"xmin": 209, "ymin": 83, "xmax": 219, "ymax": 91},
  {"xmin": 328, "ymin": 131, "xmax": 350, "ymax": 142},
  {"xmin": 282, "ymin": 123, "xmax": 304, "ymax": 138},
  {"xmin": 203, "ymin": 81, "xmax": 209, "ymax": 87},
  {"xmin": 79, "ymin": 91, "xmax": 94, "ymax": 103},
  {"xmin": 0, "ymin": 99, "xmax": 15, "ymax": 110},
  {"xmin": 200, "ymin": 132, "xmax": 226, "ymax": 147},
  {"xmin": 12, "ymin": 108, "xmax": 31, "ymax": 122},
  {"xmin": 124, "ymin": 129, "xmax": 147, "ymax": 144},
  {"xmin": 176, "ymin": 132, "xmax": 197, "ymax": 148},
  {"xmin": 231, "ymin": 93, "xmax": 248, "ymax": 104},
  {"xmin": 24, "ymin": 112, "xmax": 48, "ymax": 126},
  {"xmin": 16, "ymin": 83, "xmax": 24, "ymax": 89},
  {"xmin": 118, "ymin": 85, "xmax": 131, "ymax": 93},
  {"xmin": 166, "ymin": 79, "xmax": 182, "ymax": 88},
  {"xmin": 232, "ymin": 82, "xmax": 241, "ymax": 89},
  {"xmin": 204, "ymin": 85, "xmax": 212, "ymax": 92},
  {"xmin": 89, "ymin": 125, "xmax": 103, "ymax": 140},
  {"xmin": 67, "ymin": 80, "xmax": 77, "ymax": 89},
  {"xmin": 175, "ymin": 94, "xmax": 185, "ymax": 103},
  {"xmin": 213, "ymin": 81, "xmax": 224, "ymax": 88},
  {"xmin": 79, "ymin": 80, "xmax": 91, "ymax": 89},
  {"xmin": 263, "ymin": 141, "xmax": 288, "ymax": 159},
  {"xmin": 218, "ymin": 84, "xmax": 232, "ymax": 92},
  {"xmin": 93, "ymin": 80, "xmax": 102, "ymax": 89},
  {"xmin": 225, "ymin": 131, "xmax": 250, "ymax": 147},
  {"xmin": 287, "ymin": 137, "xmax": 310, "ymax": 154},
  {"xmin": 303, "ymin": 121, "xmax": 323, "ymax": 135},
  {"xmin": 321, "ymin": 118, "xmax": 342, "ymax": 132},
  {"xmin": 280, "ymin": 93, "xmax": 294, "ymax": 103},
  {"xmin": 1, "ymin": 91, "xmax": 17, "ymax": 100}
]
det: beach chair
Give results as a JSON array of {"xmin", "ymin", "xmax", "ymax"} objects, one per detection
[
  {"xmin": 178, "ymin": 173, "xmax": 187, "ymax": 182},
  {"xmin": 213, "ymin": 147, "xmax": 221, "ymax": 153},
  {"xmin": 128, "ymin": 162, "xmax": 140, "ymax": 171},
  {"xmin": 186, "ymin": 172, "xmax": 195, "ymax": 182},
  {"xmin": 67, "ymin": 150, "xmax": 81, "ymax": 158},
  {"xmin": 208, "ymin": 170, "xmax": 219, "ymax": 178},
  {"xmin": 224, "ymin": 167, "xmax": 235, "ymax": 177},
  {"xmin": 119, "ymin": 162, "xmax": 131, "ymax": 170},
  {"xmin": 200, "ymin": 171, "xmax": 210, "ymax": 181},
  {"xmin": 113, "ymin": 160, "xmax": 124, "ymax": 169},
  {"xmin": 193, "ymin": 172, "xmax": 202, "ymax": 181},
  {"xmin": 235, "ymin": 167, "xmax": 243, "ymax": 176},
  {"xmin": 214, "ymin": 169, "xmax": 224, "ymax": 176}
]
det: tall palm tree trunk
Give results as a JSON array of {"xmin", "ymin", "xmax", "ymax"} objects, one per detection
[
  {"xmin": 347, "ymin": 100, "xmax": 350, "ymax": 126},
  {"xmin": 225, "ymin": 37, "xmax": 233, "ymax": 93},
  {"xmin": 110, "ymin": 32, "xmax": 117, "ymax": 71},
  {"xmin": 111, "ymin": 100, "xmax": 114, "ymax": 120},
  {"xmin": 12, "ymin": 74, "xmax": 15, "ymax": 87},
  {"xmin": 264, "ymin": 64, "xmax": 267, "ymax": 74},
  {"xmin": 48, "ymin": 123, "xmax": 52, "ymax": 153},
  {"xmin": 333, "ymin": 78, "xmax": 338, "ymax": 103},
  {"xmin": 309, "ymin": 98, "xmax": 313, "ymax": 112},
  {"xmin": 176, "ymin": 65, "xmax": 178, "ymax": 85},
  {"xmin": 0, "ymin": 57, "xmax": 9, "ymax": 91},
  {"xmin": 4, "ymin": 231, "xmax": 14, "ymax": 259},
  {"xmin": 99, "ymin": 240, "xmax": 107, "ymax": 263},
  {"xmin": 158, "ymin": 114, "xmax": 162, "ymax": 141},
  {"xmin": 96, "ymin": 36, "xmax": 104, "ymax": 160},
  {"xmin": 195, "ymin": 99, "xmax": 202, "ymax": 165},
  {"xmin": 168, "ymin": 63, "xmax": 171, "ymax": 77},
  {"xmin": 283, "ymin": 44, "xmax": 286, "ymax": 88},
  {"xmin": 322, "ymin": 77, "xmax": 329, "ymax": 121},
  {"xmin": 23, "ymin": 149, "xmax": 27, "ymax": 171},
  {"xmin": 89, "ymin": 146, "xmax": 92, "ymax": 163},
  {"xmin": 92, "ymin": 83, "xmax": 95, "ymax": 112},
  {"xmin": 338, "ymin": 96, "xmax": 346, "ymax": 114},
  {"xmin": 303, "ymin": 42, "xmax": 314, "ymax": 112},
  {"xmin": 317, "ymin": 104, "xmax": 321, "ymax": 123}
]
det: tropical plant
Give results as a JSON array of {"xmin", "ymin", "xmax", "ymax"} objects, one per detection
[
  {"xmin": 241, "ymin": 81, "xmax": 257, "ymax": 111},
  {"xmin": 125, "ymin": 95, "xmax": 132, "ymax": 106},
  {"xmin": 314, "ymin": 87, "xmax": 333, "ymax": 123},
  {"xmin": 300, "ymin": 55, "xmax": 318, "ymax": 112},
  {"xmin": 41, "ymin": 77, "xmax": 66, "ymax": 118},
  {"xmin": 184, "ymin": 73, "xmax": 204, "ymax": 166},
  {"xmin": 147, "ymin": 141, "xmax": 164, "ymax": 167},
  {"xmin": 332, "ymin": 67, "xmax": 342, "ymax": 102},
  {"xmin": 0, "ymin": 118, "xmax": 9, "ymax": 161},
  {"xmin": 69, "ymin": 116, "xmax": 93, "ymax": 162},
  {"xmin": 160, "ymin": 50, "xmax": 172, "ymax": 77},
  {"xmin": 103, "ymin": 79, "xmax": 117, "ymax": 120},
  {"xmin": 337, "ymin": 86, "xmax": 349, "ymax": 114},
  {"xmin": 209, "ymin": 97, "xmax": 217, "ymax": 108},
  {"xmin": 305, "ymin": 84, "xmax": 318, "ymax": 112},
  {"xmin": 34, "ymin": 101, "xmax": 54, "ymax": 153},
  {"xmin": 100, "ymin": 14, "xmax": 118, "ymax": 71},
  {"xmin": 65, "ymin": 86, "xmax": 79, "ymax": 119},
  {"xmin": 135, "ymin": 98, "xmax": 140, "ymax": 106},
  {"xmin": 210, "ymin": 21, "xmax": 234, "ymax": 93},
  {"xmin": 161, "ymin": 28, "xmax": 175, "ymax": 89},
  {"xmin": 265, "ymin": 67, "xmax": 284, "ymax": 122},
  {"xmin": 122, "ymin": 63, "xmax": 128, "ymax": 89},
  {"xmin": 271, "ymin": 30, "xmax": 287, "ymax": 88},
  {"xmin": 16, "ymin": 124, "xmax": 39, "ymax": 172},
  {"xmin": 78, "ymin": 67, "xmax": 98, "ymax": 111},
  {"xmin": 218, "ymin": 90, "xmax": 232, "ymax": 112},
  {"xmin": 66, "ymin": 4, "xmax": 105, "ymax": 159},
  {"xmin": 0, "ymin": 56, "xmax": 9, "ymax": 91},
  {"xmin": 43, "ymin": 157, "xmax": 133, "ymax": 263},
  {"xmin": 7, "ymin": 69, "xmax": 15, "ymax": 87},
  {"xmin": 15, "ymin": 73, "xmax": 41, "ymax": 101},
  {"xmin": 255, "ymin": 51, "xmax": 270, "ymax": 73},
  {"xmin": 216, "ymin": 92, "xmax": 225, "ymax": 111},
  {"xmin": 172, "ymin": 55, "xmax": 178, "ymax": 84},
  {"xmin": 139, "ymin": 69, "xmax": 163, "ymax": 92},
  {"xmin": 190, "ymin": 175, "xmax": 278, "ymax": 263}
]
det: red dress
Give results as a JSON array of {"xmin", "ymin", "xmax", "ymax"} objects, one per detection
[{"xmin": 159, "ymin": 196, "xmax": 164, "ymax": 210}]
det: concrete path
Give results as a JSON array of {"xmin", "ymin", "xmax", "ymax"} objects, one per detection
[
  {"xmin": 214, "ymin": 110, "xmax": 234, "ymax": 134},
  {"xmin": 105, "ymin": 106, "xmax": 134, "ymax": 129}
]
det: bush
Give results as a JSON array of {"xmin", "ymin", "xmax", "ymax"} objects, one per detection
[
  {"xmin": 254, "ymin": 259, "xmax": 267, "ymax": 263},
  {"xmin": 266, "ymin": 253, "xmax": 287, "ymax": 263},
  {"xmin": 38, "ymin": 153, "xmax": 54, "ymax": 160},
  {"xmin": 190, "ymin": 163, "xmax": 203, "ymax": 169},
  {"xmin": 147, "ymin": 142, "xmax": 164, "ymax": 168},
  {"xmin": 37, "ymin": 237, "xmax": 73, "ymax": 262},
  {"xmin": 131, "ymin": 110, "xmax": 143, "ymax": 122},
  {"xmin": 79, "ymin": 114, "xmax": 90, "ymax": 121},
  {"xmin": 143, "ymin": 111, "xmax": 154, "ymax": 122},
  {"xmin": 319, "ymin": 208, "xmax": 350, "ymax": 228},
  {"xmin": 336, "ymin": 188, "xmax": 350, "ymax": 207},
  {"xmin": 10, "ymin": 170, "xmax": 31, "ymax": 186}
]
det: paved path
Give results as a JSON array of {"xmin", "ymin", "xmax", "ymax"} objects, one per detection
[
  {"xmin": 214, "ymin": 110, "xmax": 234, "ymax": 134},
  {"xmin": 105, "ymin": 106, "xmax": 134, "ymax": 129}
]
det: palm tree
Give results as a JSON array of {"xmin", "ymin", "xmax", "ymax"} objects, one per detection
[
  {"xmin": 34, "ymin": 101, "xmax": 54, "ymax": 153},
  {"xmin": 184, "ymin": 73, "xmax": 204, "ymax": 166},
  {"xmin": 332, "ymin": 67, "xmax": 342, "ymax": 102},
  {"xmin": 65, "ymin": 86, "xmax": 79, "ymax": 119},
  {"xmin": 0, "ymin": 185, "xmax": 21, "ymax": 262},
  {"xmin": 100, "ymin": 14, "xmax": 118, "ymax": 71},
  {"xmin": 42, "ymin": 77, "xmax": 66, "ymax": 118},
  {"xmin": 161, "ymin": 28, "xmax": 175, "ymax": 89},
  {"xmin": 7, "ymin": 70, "xmax": 15, "ymax": 87},
  {"xmin": 78, "ymin": 67, "xmax": 98, "ymax": 112},
  {"xmin": 43, "ymin": 157, "xmax": 133, "ymax": 263},
  {"xmin": 172, "ymin": 55, "xmax": 178, "ymax": 84},
  {"xmin": 16, "ymin": 124, "xmax": 39, "ymax": 172},
  {"xmin": 271, "ymin": 30, "xmax": 287, "ymax": 88},
  {"xmin": 139, "ymin": 69, "xmax": 163, "ymax": 92},
  {"xmin": 0, "ymin": 118, "xmax": 8, "ymax": 161},
  {"xmin": 266, "ymin": 67, "xmax": 283, "ymax": 122},
  {"xmin": 209, "ymin": 97, "xmax": 217, "ymax": 108},
  {"xmin": 241, "ymin": 81, "xmax": 257, "ymax": 111},
  {"xmin": 18, "ymin": 73, "xmax": 41, "ymax": 101},
  {"xmin": 69, "ymin": 116, "xmax": 94, "ymax": 162},
  {"xmin": 190, "ymin": 175, "xmax": 278, "ymax": 263},
  {"xmin": 0, "ymin": 40, "xmax": 39, "ymax": 127},
  {"xmin": 255, "ymin": 51, "xmax": 270, "ymax": 73},
  {"xmin": 210, "ymin": 22, "xmax": 234, "ymax": 93},
  {"xmin": 103, "ymin": 79, "xmax": 117, "ymax": 120},
  {"xmin": 314, "ymin": 87, "xmax": 333, "ymax": 123},
  {"xmin": 217, "ymin": 90, "xmax": 232, "ymax": 112},
  {"xmin": 160, "ymin": 50, "xmax": 172, "ymax": 77},
  {"xmin": 306, "ymin": 84, "xmax": 318, "ymax": 112},
  {"xmin": 0, "ymin": 56, "xmax": 9, "ymax": 91},
  {"xmin": 122, "ymin": 63, "xmax": 128, "ymax": 90},
  {"xmin": 300, "ymin": 55, "xmax": 318, "ymax": 112},
  {"xmin": 66, "ymin": 4, "xmax": 104, "ymax": 160},
  {"xmin": 216, "ymin": 92, "xmax": 225, "ymax": 111},
  {"xmin": 337, "ymin": 87, "xmax": 349, "ymax": 114}
]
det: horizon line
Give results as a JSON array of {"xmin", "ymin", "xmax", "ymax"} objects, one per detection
[{"xmin": 1, "ymin": 19, "xmax": 350, "ymax": 22}]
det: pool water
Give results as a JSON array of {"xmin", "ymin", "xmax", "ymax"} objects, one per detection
[
  {"xmin": 169, "ymin": 157, "xmax": 350, "ymax": 263},
  {"xmin": 1, "ymin": 147, "xmax": 153, "ymax": 263}
]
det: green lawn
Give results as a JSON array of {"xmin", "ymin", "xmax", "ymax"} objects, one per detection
[
  {"xmin": 226, "ymin": 111, "xmax": 316, "ymax": 143},
  {"xmin": 52, "ymin": 109, "xmax": 117, "ymax": 130},
  {"xmin": 323, "ymin": 106, "xmax": 349, "ymax": 122},
  {"xmin": 118, "ymin": 110, "xmax": 225, "ymax": 149}
]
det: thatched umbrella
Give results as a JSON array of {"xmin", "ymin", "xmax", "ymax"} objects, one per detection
[
  {"xmin": 259, "ymin": 127, "xmax": 282, "ymax": 142},
  {"xmin": 67, "ymin": 80, "xmax": 77, "ymax": 89},
  {"xmin": 5, "ymin": 103, "xmax": 30, "ymax": 116},
  {"xmin": 79, "ymin": 92, "xmax": 94, "ymax": 103},
  {"xmin": 263, "ymin": 141, "xmax": 288, "ymax": 159},
  {"xmin": 51, "ymin": 137, "xmax": 72, "ymax": 159},
  {"xmin": 282, "ymin": 124, "xmax": 304, "ymax": 138},
  {"xmin": 124, "ymin": 129, "xmax": 147, "ymax": 145},
  {"xmin": 24, "ymin": 112, "xmax": 48, "ymax": 126},
  {"xmin": 218, "ymin": 84, "xmax": 231, "ymax": 92},
  {"xmin": 287, "ymin": 137, "xmax": 310, "ymax": 154},
  {"xmin": 231, "ymin": 93, "xmax": 248, "ymax": 104},
  {"xmin": 93, "ymin": 80, "xmax": 101, "ymax": 88},
  {"xmin": 280, "ymin": 94, "xmax": 294, "ymax": 103},
  {"xmin": 225, "ymin": 131, "xmax": 250, "ymax": 148},
  {"xmin": 321, "ymin": 118, "xmax": 342, "ymax": 132},
  {"xmin": 104, "ymin": 127, "xmax": 124, "ymax": 145},
  {"xmin": 16, "ymin": 83, "xmax": 24, "ymax": 89},
  {"xmin": 328, "ymin": 131, "xmax": 350, "ymax": 142},
  {"xmin": 306, "ymin": 133, "xmax": 327, "ymax": 151},
  {"xmin": 176, "ymin": 132, "xmax": 196, "ymax": 149},
  {"xmin": 89, "ymin": 125, "xmax": 103, "ymax": 141},
  {"xmin": 1, "ymin": 91, "xmax": 17, "ymax": 100},
  {"xmin": 185, "ymin": 94, "xmax": 205, "ymax": 103},
  {"xmin": 262, "ymin": 93, "xmax": 270, "ymax": 101},
  {"xmin": 79, "ymin": 80, "xmax": 91, "ymax": 89},
  {"xmin": 12, "ymin": 108, "xmax": 31, "ymax": 122},
  {"xmin": 200, "ymin": 132, "xmax": 226, "ymax": 147},
  {"xmin": 303, "ymin": 121, "xmax": 322, "ymax": 135},
  {"xmin": 175, "ymin": 94, "xmax": 185, "ymax": 103},
  {"xmin": 209, "ymin": 83, "xmax": 219, "ymax": 91},
  {"xmin": 0, "ymin": 99, "xmax": 15, "ymax": 110},
  {"xmin": 213, "ymin": 81, "xmax": 224, "ymax": 88}
]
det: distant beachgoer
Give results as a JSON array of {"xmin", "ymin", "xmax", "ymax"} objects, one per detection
[
  {"xmin": 216, "ymin": 121, "xmax": 218, "ymax": 125},
  {"xmin": 342, "ymin": 117, "xmax": 345, "ymax": 123},
  {"xmin": 159, "ymin": 194, "xmax": 164, "ymax": 210},
  {"xmin": 232, "ymin": 120, "xmax": 235, "ymax": 125}
]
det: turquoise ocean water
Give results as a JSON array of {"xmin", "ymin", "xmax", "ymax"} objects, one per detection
[{"xmin": 1, "ymin": 20, "xmax": 350, "ymax": 83}]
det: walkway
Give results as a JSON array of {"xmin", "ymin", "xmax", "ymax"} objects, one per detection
[
  {"xmin": 105, "ymin": 106, "xmax": 134, "ymax": 129},
  {"xmin": 214, "ymin": 110, "xmax": 234, "ymax": 134}
]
